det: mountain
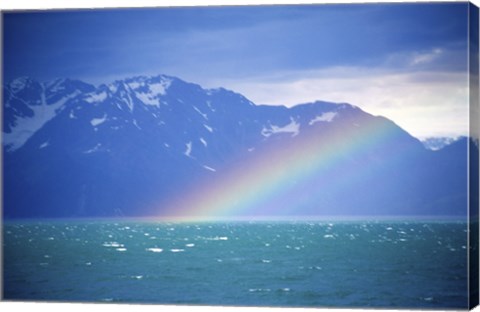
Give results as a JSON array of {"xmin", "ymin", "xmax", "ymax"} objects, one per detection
[
  {"xmin": 2, "ymin": 75, "xmax": 468, "ymax": 219},
  {"xmin": 421, "ymin": 136, "xmax": 465, "ymax": 151}
]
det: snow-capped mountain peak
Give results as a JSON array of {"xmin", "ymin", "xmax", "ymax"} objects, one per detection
[
  {"xmin": 421, "ymin": 136, "xmax": 465, "ymax": 151},
  {"xmin": 124, "ymin": 76, "xmax": 172, "ymax": 108},
  {"xmin": 3, "ymin": 74, "xmax": 467, "ymax": 219}
]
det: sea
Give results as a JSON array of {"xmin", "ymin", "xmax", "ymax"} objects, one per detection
[{"xmin": 2, "ymin": 219, "xmax": 470, "ymax": 309}]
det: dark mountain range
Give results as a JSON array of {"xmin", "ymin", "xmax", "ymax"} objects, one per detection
[{"xmin": 2, "ymin": 75, "xmax": 468, "ymax": 218}]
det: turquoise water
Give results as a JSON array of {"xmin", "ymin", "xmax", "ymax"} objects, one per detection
[{"xmin": 3, "ymin": 220, "xmax": 469, "ymax": 308}]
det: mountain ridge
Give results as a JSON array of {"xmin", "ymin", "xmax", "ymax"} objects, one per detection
[{"xmin": 2, "ymin": 74, "xmax": 468, "ymax": 219}]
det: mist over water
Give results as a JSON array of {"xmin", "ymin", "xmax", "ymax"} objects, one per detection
[{"xmin": 3, "ymin": 220, "xmax": 468, "ymax": 308}]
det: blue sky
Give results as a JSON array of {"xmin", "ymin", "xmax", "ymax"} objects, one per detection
[{"xmin": 2, "ymin": 2, "xmax": 473, "ymax": 138}]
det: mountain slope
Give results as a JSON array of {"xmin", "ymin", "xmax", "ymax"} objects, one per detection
[{"xmin": 2, "ymin": 75, "xmax": 468, "ymax": 218}]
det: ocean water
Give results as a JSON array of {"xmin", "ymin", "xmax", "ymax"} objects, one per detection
[{"xmin": 2, "ymin": 220, "xmax": 469, "ymax": 308}]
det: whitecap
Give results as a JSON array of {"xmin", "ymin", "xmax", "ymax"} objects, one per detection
[
  {"xmin": 262, "ymin": 259, "xmax": 271, "ymax": 263},
  {"xmin": 323, "ymin": 234, "xmax": 334, "ymax": 239},
  {"xmin": 132, "ymin": 275, "xmax": 143, "ymax": 279},
  {"xmin": 103, "ymin": 242, "xmax": 124, "ymax": 248},
  {"xmin": 146, "ymin": 248, "xmax": 163, "ymax": 253},
  {"xmin": 116, "ymin": 248, "xmax": 127, "ymax": 252},
  {"xmin": 249, "ymin": 288, "xmax": 271, "ymax": 292},
  {"xmin": 170, "ymin": 249, "xmax": 185, "ymax": 253},
  {"xmin": 85, "ymin": 262, "xmax": 92, "ymax": 266},
  {"xmin": 203, "ymin": 236, "xmax": 229, "ymax": 241},
  {"xmin": 185, "ymin": 243, "xmax": 195, "ymax": 247}
]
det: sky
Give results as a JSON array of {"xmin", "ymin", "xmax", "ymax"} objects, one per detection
[{"xmin": 2, "ymin": 1, "xmax": 474, "ymax": 139}]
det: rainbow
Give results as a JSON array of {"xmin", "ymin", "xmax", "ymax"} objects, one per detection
[{"xmin": 155, "ymin": 113, "xmax": 418, "ymax": 221}]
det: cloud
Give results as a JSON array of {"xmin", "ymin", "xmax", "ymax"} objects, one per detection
[
  {"xmin": 383, "ymin": 46, "xmax": 466, "ymax": 73},
  {"xmin": 4, "ymin": 4, "xmax": 469, "ymax": 141},
  {"xmin": 410, "ymin": 48, "xmax": 443, "ymax": 66}
]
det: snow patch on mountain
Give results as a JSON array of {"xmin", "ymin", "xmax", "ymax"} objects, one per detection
[
  {"xmin": 133, "ymin": 119, "xmax": 141, "ymax": 129},
  {"xmin": 123, "ymin": 87, "xmax": 135, "ymax": 112},
  {"xmin": 185, "ymin": 142, "xmax": 193, "ymax": 157},
  {"xmin": 309, "ymin": 112, "xmax": 337, "ymax": 125},
  {"xmin": 4, "ymin": 90, "xmax": 80, "ymax": 151},
  {"xmin": 203, "ymin": 165, "xmax": 216, "ymax": 172},
  {"xmin": 135, "ymin": 93, "xmax": 160, "ymax": 106},
  {"xmin": 127, "ymin": 81, "xmax": 142, "ymax": 89},
  {"xmin": 149, "ymin": 80, "xmax": 171, "ymax": 96},
  {"xmin": 84, "ymin": 143, "xmax": 102, "ymax": 154},
  {"xmin": 205, "ymin": 100, "xmax": 215, "ymax": 112},
  {"xmin": 204, "ymin": 124, "xmax": 214, "ymax": 133},
  {"xmin": 261, "ymin": 118, "xmax": 300, "ymax": 138},
  {"xmin": 85, "ymin": 91, "xmax": 108, "ymax": 103},
  {"xmin": 9, "ymin": 77, "xmax": 31, "ymax": 94},
  {"xmin": 69, "ymin": 110, "xmax": 77, "ymax": 119},
  {"xmin": 46, "ymin": 79, "xmax": 65, "ymax": 93},
  {"xmin": 108, "ymin": 84, "xmax": 118, "ymax": 93},
  {"xmin": 193, "ymin": 106, "xmax": 208, "ymax": 120},
  {"xmin": 128, "ymin": 78, "xmax": 171, "ymax": 108},
  {"xmin": 91, "ymin": 114, "xmax": 108, "ymax": 127}
]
